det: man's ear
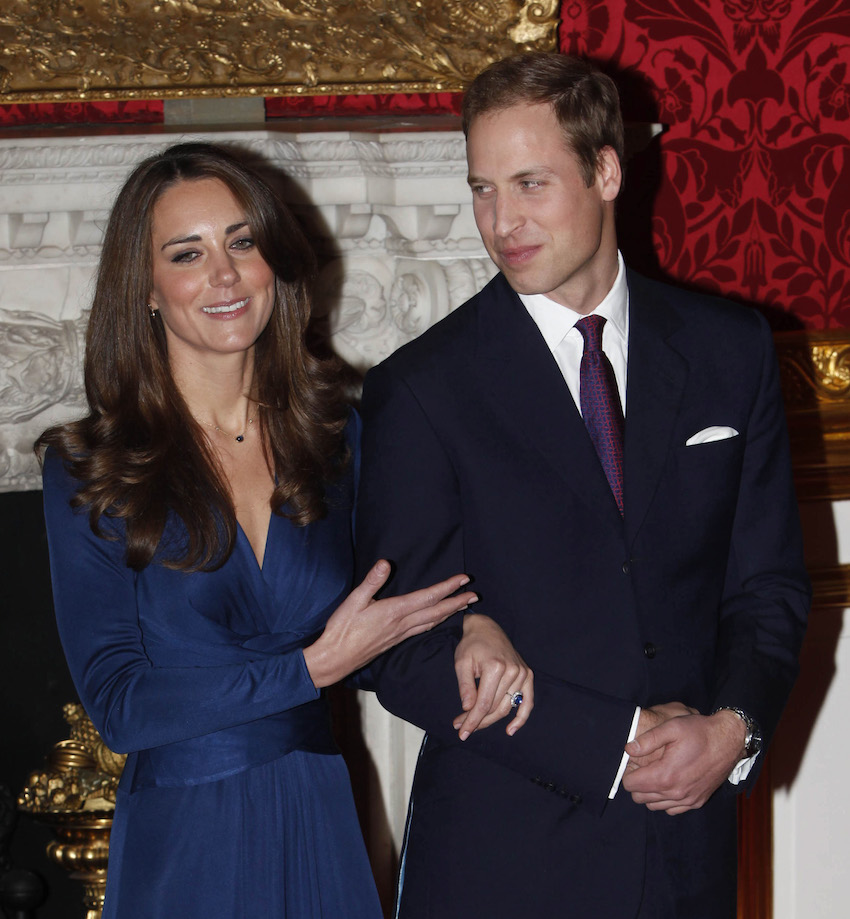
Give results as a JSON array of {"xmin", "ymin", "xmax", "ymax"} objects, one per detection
[{"xmin": 596, "ymin": 146, "xmax": 623, "ymax": 202}]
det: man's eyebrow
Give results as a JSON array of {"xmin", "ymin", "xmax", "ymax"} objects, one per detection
[
  {"xmin": 160, "ymin": 221, "xmax": 249, "ymax": 251},
  {"xmin": 467, "ymin": 167, "xmax": 554, "ymax": 185},
  {"xmin": 512, "ymin": 166, "xmax": 554, "ymax": 180}
]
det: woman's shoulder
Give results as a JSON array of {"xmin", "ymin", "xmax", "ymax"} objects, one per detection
[{"xmin": 41, "ymin": 446, "xmax": 77, "ymax": 497}]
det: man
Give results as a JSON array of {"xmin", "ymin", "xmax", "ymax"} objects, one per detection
[{"xmin": 355, "ymin": 52, "xmax": 809, "ymax": 918}]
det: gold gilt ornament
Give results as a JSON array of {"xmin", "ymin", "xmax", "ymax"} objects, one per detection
[
  {"xmin": 0, "ymin": 0, "xmax": 559, "ymax": 103},
  {"xmin": 774, "ymin": 328, "xmax": 850, "ymax": 614},
  {"xmin": 18, "ymin": 703, "xmax": 126, "ymax": 919},
  {"xmin": 775, "ymin": 329, "xmax": 850, "ymax": 502}
]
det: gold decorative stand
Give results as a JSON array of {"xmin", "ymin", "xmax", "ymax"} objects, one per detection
[{"xmin": 18, "ymin": 704, "xmax": 125, "ymax": 919}]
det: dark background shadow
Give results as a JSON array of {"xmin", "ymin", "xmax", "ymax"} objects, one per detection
[{"xmin": 1, "ymin": 489, "xmax": 79, "ymax": 919}]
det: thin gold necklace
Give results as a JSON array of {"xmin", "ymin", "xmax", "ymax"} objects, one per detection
[{"xmin": 199, "ymin": 408, "xmax": 257, "ymax": 443}]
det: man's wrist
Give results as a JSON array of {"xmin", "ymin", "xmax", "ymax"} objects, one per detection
[{"xmin": 711, "ymin": 706, "xmax": 762, "ymax": 758}]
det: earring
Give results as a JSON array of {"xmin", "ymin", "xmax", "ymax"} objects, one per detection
[{"xmin": 148, "ymin": 304, "xmax": 158, "ymax": 318}]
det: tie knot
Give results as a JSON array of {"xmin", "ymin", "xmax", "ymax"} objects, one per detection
[{"xmin": 576, "ymin": 314, "xmax": 606, "ymax": 352}]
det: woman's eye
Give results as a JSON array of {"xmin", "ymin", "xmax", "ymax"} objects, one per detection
[
  {"xmin": 231, "ymin": 236, "xmax": 254, "ymax": 250},
  {"xmin": 171, "ymin": 250, "xmax": 199, "ymax": 264}
]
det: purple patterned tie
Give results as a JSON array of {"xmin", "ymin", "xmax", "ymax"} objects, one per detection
[{"xmin": 576, "ymin": 315, "xmax": 624, "ymax": 514}]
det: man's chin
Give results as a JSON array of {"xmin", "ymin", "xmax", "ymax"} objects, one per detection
[{"xmin": 499, "ymin": 270, "xmax": 548, "ymax": 296}]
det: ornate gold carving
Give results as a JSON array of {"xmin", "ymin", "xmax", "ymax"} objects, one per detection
[
  {"xmin": 778, "ymin": 335, "xmax": 850, "ymax": 407},
  {"xmin": 19, "ymin": 703, "xmax": 125, "ymax": 815},
  {"xmin": 0, "ymin": 1, "xmax": 559, "ymax": 103},
  {"xmin": 18, "ymin": 704, "xmax": 125, "ymax": 919},
  {"xmin": 775, "ymin": 329, "xmax": 850, "ymax": 503},
  {"xmin": 42, "ymin": 814, "xmax": 112, "ymax": 919}
]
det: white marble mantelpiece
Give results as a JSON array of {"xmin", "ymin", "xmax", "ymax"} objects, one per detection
[{"xmin": 0, "ymin": 124, "xmax": 496, "ymax": 493}]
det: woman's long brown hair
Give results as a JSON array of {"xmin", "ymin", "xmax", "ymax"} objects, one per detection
[{"xmin": 36, "ymin": 142, "xmax": 350, "ymax": 571}]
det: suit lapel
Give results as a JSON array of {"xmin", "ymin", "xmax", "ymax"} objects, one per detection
[
  {"xmin": 476, "ymin": 276, "xmax": 622, "ymax": 519},
  {"xmin": 623, "ymin": 272, "xmax": 689, "ymax": 543}
]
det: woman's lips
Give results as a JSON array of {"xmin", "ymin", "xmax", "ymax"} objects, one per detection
[{"xmin": 201, "ymin": 297, "xmax": 250, "ymax": 316}]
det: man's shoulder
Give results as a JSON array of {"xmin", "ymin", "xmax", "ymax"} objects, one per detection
[
  {"xmin": 372, "ymin": 272, "xmax": 512, "ymax": 378},
  {"xmin": 627, "ymin": 269, "xmax": 769, "ymax": 341}
]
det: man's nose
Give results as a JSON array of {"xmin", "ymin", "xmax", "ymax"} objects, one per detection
[{"xmin": 492, "ymin": 193, "xmax": 523, "ymax": 237}]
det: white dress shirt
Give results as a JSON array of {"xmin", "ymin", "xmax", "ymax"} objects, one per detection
[
  {"xmin": 518, "ymin": 252, "xmax": 755, "ymax": 798},
  {"xmin": 520, "ymin": 252, "xmax": 629, "ymax": 415}
]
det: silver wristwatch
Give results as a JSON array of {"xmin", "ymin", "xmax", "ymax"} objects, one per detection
[{"xmin": 712, "ymin": 706, "xmax": 762, "ymax": 757}]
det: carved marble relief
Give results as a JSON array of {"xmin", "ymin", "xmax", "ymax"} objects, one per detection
[{"xmin": 0, "ymin": 129, "xmax": 494, "ymax": 492}]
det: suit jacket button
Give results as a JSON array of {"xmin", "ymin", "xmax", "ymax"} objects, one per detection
[
  {"xmin": 643, "ymin": 642, "xmax": 656, "ymax": 659},
  {"xmin": 622, "ymin": 561, "xmax": 631, "ymax": 574}
]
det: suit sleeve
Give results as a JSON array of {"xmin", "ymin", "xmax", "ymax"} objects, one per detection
[
  {"xmin": 711, "ymin": 313, "xmax": 810, "ymax": 775},
  {"xmin": 42, "ymin": 450, "xmax": 322, "ymax": 755},
  {"xmin": 356, "ymin": 364, "xmax": 636, "ymax": 810}
]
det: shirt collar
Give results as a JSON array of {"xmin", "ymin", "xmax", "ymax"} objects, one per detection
[{"xmin": 518, "ymin": 252, "xmax": 628, "ymax": 353}]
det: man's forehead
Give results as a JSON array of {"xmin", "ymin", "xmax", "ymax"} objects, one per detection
[{"xmin": 466, "ymin": 105, "xmax": 578, "ymax": 172}]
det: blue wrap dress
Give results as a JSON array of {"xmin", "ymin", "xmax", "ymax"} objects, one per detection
[{"xmin": 41, "ymin": 417, "xmax": 383, "ymax": 918}]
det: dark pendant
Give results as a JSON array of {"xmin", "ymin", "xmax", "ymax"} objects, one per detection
[{"xmin": 236, "ymin": 435, "xmax": 244, "ymax": 443}]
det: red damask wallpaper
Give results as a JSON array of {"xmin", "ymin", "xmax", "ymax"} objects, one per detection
[
  {"xmin": 0, "ymin": 100, "xmax": 163, "ymax": 126},
  {"xmin": 264, "ymin": 92, "xmax": 462, "ymax": 118},
  {"xmin": 561, "ymin": 0, "xmax": 850, "ymax": 328}
]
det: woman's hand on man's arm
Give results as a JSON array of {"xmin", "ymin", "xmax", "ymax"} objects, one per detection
[{"xmin": 452, "ymin": 613, "xmax": 534, "ymax": 740}]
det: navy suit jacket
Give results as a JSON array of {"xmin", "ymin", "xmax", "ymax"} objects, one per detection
[{"xmin": 355, "ymin": 270, "xmax": 809, "ymax": 918}]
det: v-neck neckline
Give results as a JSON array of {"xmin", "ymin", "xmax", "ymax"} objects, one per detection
[{"xmin": 236, "ymin": 511, "xmax": 273, "ymax": 574}]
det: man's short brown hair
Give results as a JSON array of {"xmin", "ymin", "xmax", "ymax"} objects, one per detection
[{"xmin": 462, "ymin": 52, "xmax": 624, "ymax": 187}]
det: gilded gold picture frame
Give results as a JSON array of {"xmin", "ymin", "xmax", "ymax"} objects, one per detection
[{"xmin": 0, "ymin": 1, "xmax": 559, "ymax": 103}]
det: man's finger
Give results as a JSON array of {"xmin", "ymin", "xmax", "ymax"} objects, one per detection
[{"xmin": 626, "ymin": 722, "xmax": 673, "ymax": 758}]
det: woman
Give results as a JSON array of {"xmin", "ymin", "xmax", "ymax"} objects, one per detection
[{"xmin": 37, "ymin": 142, "xmax": 479, "ymax": 918}]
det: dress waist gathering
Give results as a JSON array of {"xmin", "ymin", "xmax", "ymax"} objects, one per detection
[{"xmin": 124, "ymin": 696, "xmax": 338, "ymax": 790}]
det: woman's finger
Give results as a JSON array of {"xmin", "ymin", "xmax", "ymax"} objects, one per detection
[
  {"xmin": 506, "ymin": 668, "xmax": 534, "ymax": 735},
  {"xmin": 394, "ymin": 590, "xmax": 478, "ymax": 643},
  {"xmin": 348, "ymin": 559, "xmax": 393, "ymax": 606},
  {"xmin": 390, "ymin": 573, "xmax": 473, "ymax": 620},
  {"xmin": 454, "ymin": 653, "xmax": 479, "ymax": 714}
]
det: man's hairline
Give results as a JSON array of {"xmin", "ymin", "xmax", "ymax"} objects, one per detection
[{"xmin": 464, "ymin": 100, "xmax": 609, "ymax": 189}]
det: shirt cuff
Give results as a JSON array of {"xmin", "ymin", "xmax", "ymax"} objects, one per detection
[
  {"xmin": 728, "ymin": 751, "xmax": 759, "ymax": 785},
  {"xmin": 608, "ymin": 706, "xmax": 641, "ymax": 799}
]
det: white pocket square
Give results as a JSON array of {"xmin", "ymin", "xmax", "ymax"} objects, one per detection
[{"xmin": 685, "ymin": 426, "xmax": 739, "ymax": 446}]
